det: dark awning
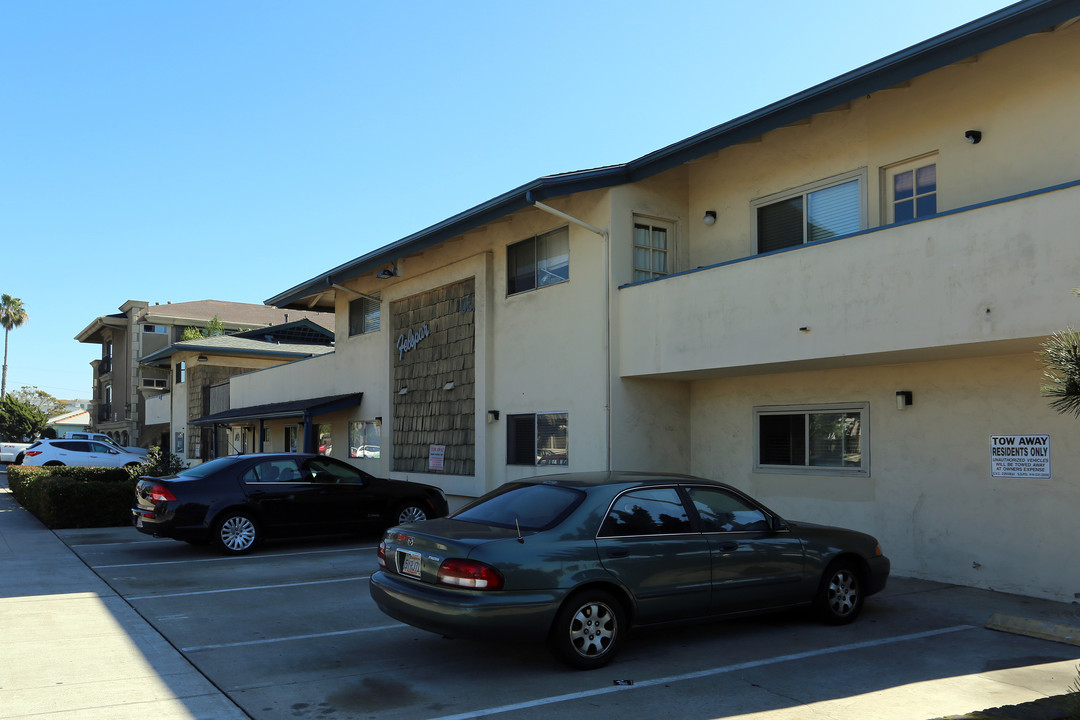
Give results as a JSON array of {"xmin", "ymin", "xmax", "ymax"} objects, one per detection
[{"xmin": 191, "ymin": 392, "xmax": 363, "ymax": 426}]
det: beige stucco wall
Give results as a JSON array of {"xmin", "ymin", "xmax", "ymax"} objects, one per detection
[{"xmin": 686, "ymin": 353, "xmax": 1080, "ymax": 601}]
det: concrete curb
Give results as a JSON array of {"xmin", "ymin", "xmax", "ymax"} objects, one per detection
[
  {"xmin": 929, "ymin": 694, "xmax": 1075, "ymax": 720},
  {"xmin": 986, "ymin": 613, "xmax": 1080, "ymax": 648}
]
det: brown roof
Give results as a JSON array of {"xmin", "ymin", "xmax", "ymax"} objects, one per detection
[{"xmin": 137, "ymin": 300, "xmax": 333, "ymax": 330}]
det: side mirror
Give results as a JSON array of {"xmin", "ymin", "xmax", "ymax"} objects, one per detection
[{"xmin": 771, "ymin": 515, "xmax": 787, "ymax": 532}]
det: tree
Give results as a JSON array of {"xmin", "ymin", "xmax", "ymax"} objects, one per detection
[
  {"xmin": 1, "ymin": 294, "xmax": 28, "ymax": 397},
  {"xmin": 1040, "ymin": 288, "xmax": 1080, "ymax": 418},
  {"xmin": 0, "ymin": 394, "xmax": 47, "ymax": 441},
  {"xmin": 180, "ymin": 315, "xmax": 226, "ymax": 341},
  {"xmin": 12, "ymin": 385, "xmax": 67, "ymax": 417}
]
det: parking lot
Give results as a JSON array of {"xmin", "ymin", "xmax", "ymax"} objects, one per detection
[{"xmin": 51, "ymin": 525, "xmax": 1080, "ymax": 720}]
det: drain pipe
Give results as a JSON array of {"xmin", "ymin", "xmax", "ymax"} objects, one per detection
[{"xmin": 526, "ymin": 192, "xmax": 612, "ymax": 472}]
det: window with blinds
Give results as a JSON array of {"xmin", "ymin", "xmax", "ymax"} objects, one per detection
[
  {"xmin": 754, "ymin": 170, "xmax": 865, "ymax": 254},
  {"xmin": 348, "ymin": 294, "xmax": 380, "ymax": 336},
  {"xmin": 507, "ymin": 412, "xmax": 569, "ymax": 466},
  {"xmin": 755, "ymin": 403, "xmax": 868, "ymax": 476}
]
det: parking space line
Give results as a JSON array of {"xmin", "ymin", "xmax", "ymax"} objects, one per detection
[
  {"xmin": 126, "ymin": 576, "xmax": 370, "ymax": 600},
  {"xmin": 93, "ymin": 545, "xmax": 378, "ymax": 569},
  {"xmin": 181, "ymin": 623, "xmax": 408, "ymax": 652},
  {"xmin": 424, "ymin": 625, "xmax": 978, "ymax": 720}
]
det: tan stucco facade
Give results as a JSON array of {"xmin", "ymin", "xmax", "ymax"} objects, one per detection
[{"xmin": 228, "ymin": 13, "xmax": 1080, "ymax": 601}]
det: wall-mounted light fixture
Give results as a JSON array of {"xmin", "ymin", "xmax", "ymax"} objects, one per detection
[
  {"xmin": 197, "ymin": 355, "xmax": 208, "ymax": 362},
  {"xmin": 398, "ymin": 386, "xmax": 409, "ymax": 395},
  {"xmin": 799, "ymin": 326, "xmax": 811, "ymax": 333},
  {"xmin": 896, "ymin": 391, "xmax": 913, "ymax": 410},
  {"xmin": 443, "ymin": 380, "xmax": 455, "ymax": 391},
  {"xmin": 964, "ymin": 130, "xmax": 982, "ymax": 144},
  {"xmin": 487, "ymin": 410, "xmax": 500, "ymax": 424},
  {"xmin": 703, "ymin": 210, "xmax": 717, "ymax": 226},
  {"xmin": 376, "ymin": 263, "xmax": 398, "ymax": 279}
]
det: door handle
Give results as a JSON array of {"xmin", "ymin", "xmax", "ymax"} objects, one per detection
[
  {"xmin": 606, "ymin": 549, "xmax": 629, "ymax": 558},
  {"xmin": 716, "ymin": 541, "xmax": 739, "ymax": 553}
]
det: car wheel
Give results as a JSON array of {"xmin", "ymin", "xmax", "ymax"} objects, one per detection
[
  {"xmin": 394, "ymin": 502, "xmax": 429, "ymax": 525},
  {"xmin": 815, "ymin": 560, "xmax": 864, "ymax": 625},
  {"xmin": 13, "ymin": 453, "xmax": 23, "ymax": 465},
  {"xmin": 213, "ymin": 511, "xmax": 260, "ymax": 555},
  {"xmin": 43, "ymin": 461, "xmax": 64, "ymax": 466},
  {"xmin": 548, "ymin": 589, "xmax": 626, "ymax": 670}
]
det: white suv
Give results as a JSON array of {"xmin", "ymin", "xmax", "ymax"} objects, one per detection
[
  {"xmin": 18, "ymin": 439, "xmax": 147, "ymax": 468},
  {"xmin": 63, "ymin": 432, "xmax": 148, "ymax": 457}
]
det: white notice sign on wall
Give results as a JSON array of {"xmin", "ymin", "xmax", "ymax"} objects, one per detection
[{"xmin": 990, "ymin": 435, "xmax": 1051, "ymax": 479}]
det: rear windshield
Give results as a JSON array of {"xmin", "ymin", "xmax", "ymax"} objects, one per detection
[
  {"xmin": 174, "ymin": 456, "xmax": 242, "ymax": 479},
  {"xmin": 452, "ymin": 483, "xmax": 584, "ymax": 531}
]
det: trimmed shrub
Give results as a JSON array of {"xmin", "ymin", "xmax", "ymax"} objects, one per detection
[{"xmin": 8, "ymin": 465, "xmax": 138, "ymax": 529}]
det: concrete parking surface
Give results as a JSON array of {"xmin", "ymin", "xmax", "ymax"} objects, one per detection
[{"xmin": 3, "ymin": 468, "xmax": 1080, "ymax": 720}]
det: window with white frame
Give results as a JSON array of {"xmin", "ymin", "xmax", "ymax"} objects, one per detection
[
  {"xmin": 349, "ymin": 420, "xmax": 381, "ymax": 459},
  {"xmin": 507, "ymin": 226, "xmax": 569, "ymax": 295},
  {"xmin": 883, "ymin": 156, "xmax": 937, "ymax": 224},
  {"xmin": 755, "ymin": 403, "xmax": 868, "ymax": 475},
  {"xmin": 348, "ymin": 293, "xmax": 380, "ymax": 336},
  {"xmin": 507, "ymin": 412, "xmax": 568, "ymax": 466},
  {"xmin": 142, "ymin": 324, "xmax": 168, "ymax": 334},
  {"xmin": 753, "ymin": 169, "xmax": 866, "ymax": 254},
  {"xmin": 633, "ymin": 217, "xmax": 674, "ymax": 281}
]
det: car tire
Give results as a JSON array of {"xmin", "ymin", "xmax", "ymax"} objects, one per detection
[
  {"xmin": 393, "ymin": 502, "xmax": 429, "ymax": 525},
  {"xmin": 815, "ymin": 560, "xmax": 864, "ymax": 625},
  {"xmin": 212, "ymin": 511, "xmax": 261, "ymax": 555},
  {"xmin": 13, "ymin": 453, "xmax": 24, "ymax": 465},
  {"xmin": 548, "ymin": 589, "xmax": 626, "ymax": 670},
  {"xmin": 43, "ymin": 461, "xmax": 64, "ymax": 467}
]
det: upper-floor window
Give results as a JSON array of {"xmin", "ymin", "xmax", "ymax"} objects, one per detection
[
  {"xmin": 507, "ymin": 226, "xmax": 569, "ymax": 295},
  {"xmin": 884, "ymin": 156, "xmax": 937, "ymax": 224},
  {"xmin": 142, "ymin": 324, "xmax": 168, "ymax": 334},
  {"xmin": 175, "ymin": 361, "xmax": 186, "ymax": 385},
  {"xmin": 633, "ymin": 217, "xmax": 674, "ymax": 281},
  {"xmin": 753, "ymin": 169, "xmax": 866, "ymax": 254},
  {"xmin": 103, "ymin": 340, "xmax": 112, "ymax": 359},
  {"xmin": 348, "ymin": 294, "xmax": 381, "ymax": 336},
  {"xmin": 754, "ymin": 402, "xmax": 868, "ymax": 476}
]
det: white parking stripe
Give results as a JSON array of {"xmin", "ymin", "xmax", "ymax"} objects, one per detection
[
  {"xmin": 94, "ymin": 545, "xmax": 378, "ymax": 569},
  {"xmin": 126, "ymin": 575, "xmax": 370, "ymax": 600},
  {"xmin": 424, "ymin": 625, "xmax": 978, "ymax": 720},
  {"xmin": 181, "ymin": 623, "xmax": 408, "ymax": 652}
]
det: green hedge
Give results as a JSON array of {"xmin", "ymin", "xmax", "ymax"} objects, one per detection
[{"xmin": 7, "ymin": 465, "xmax": 139, "ymax": 529}]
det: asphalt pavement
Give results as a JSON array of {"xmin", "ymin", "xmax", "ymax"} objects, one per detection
[{"xmin": 2, "ymin": 464, "xmax": 1079, "ymax": 720}]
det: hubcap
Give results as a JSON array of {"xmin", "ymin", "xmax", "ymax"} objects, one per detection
[
  {"xmin": 220, "ymin": 516, "xmax": 256, "ymax": 551},
  {"xmin": 569, "ymin": 601, "xmax": 616, "ymax": 657},
  {"xmin": 398, "ymin": 506, "xmax": 428, "ymax": 524},
  {"xmin": 828, "ymin": 570, "xmax": 859, "ymax": 616}
]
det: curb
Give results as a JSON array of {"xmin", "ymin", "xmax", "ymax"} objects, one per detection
[
  {"xmin": 986, "ymin": 614, "xmax": 1080, "ymax": 648},
  {"xmin": 929, "ymin": 694, "xmax": 1075, "ymax": 720}
]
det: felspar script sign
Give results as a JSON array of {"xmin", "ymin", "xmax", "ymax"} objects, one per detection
[{"xmin": 990, "ymin": 435, "xmax": 1051, "ymax": 479}]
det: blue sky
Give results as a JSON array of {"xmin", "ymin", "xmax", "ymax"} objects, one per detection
[{"xmin": 1, "ymin": 0, "xmax": 1011, "ymax": 400}]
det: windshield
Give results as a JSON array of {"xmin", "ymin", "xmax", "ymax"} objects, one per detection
[{"xmin": 452, "ymin": 483, "xmax": 584, "ymax": 531}]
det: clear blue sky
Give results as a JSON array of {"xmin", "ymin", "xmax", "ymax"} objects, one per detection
[{"xmin": 1, "ymin": 0, "xmax": 1010, "ymax": 401}]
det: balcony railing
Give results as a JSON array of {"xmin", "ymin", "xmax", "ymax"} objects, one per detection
[
  {"xmin": 97, "ymin": 404, "xmax": 112, "ymax": 422},
  {"xmin": 98, "ymin": 357, "xmax": 112, "ymax": 375}
]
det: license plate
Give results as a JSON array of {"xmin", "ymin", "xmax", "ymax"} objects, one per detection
[{"xmin": 399, "ymin": 550, "xmax": 422, "ymax": 578}]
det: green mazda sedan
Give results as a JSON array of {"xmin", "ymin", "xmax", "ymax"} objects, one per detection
[{"xmin": 369, "ymin": 472, "xmax": 890, "ymax": 669}]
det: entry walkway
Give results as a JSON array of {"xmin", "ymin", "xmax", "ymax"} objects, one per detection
[{"xmin": 0, "ymin": 468, "xmax": 248, "ymax": 720}]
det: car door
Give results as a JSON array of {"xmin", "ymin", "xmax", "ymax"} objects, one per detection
[
  {"xmin": 86, "ymin": 441, "xmax": 125, "ymax": 467},
  {"xmin": 299, "ymin": 456, "xmax": 384, "ymax": 531},
  {"xmin": 595, "ymin": 487, "xmax": 711, "ymax": 624},
  {"xmin": 683, "ymin": 486, "xmax": 806, "ymax": 613},
  {"xmin": 239, "ymin": 458, "xmax": 317, "ymax": 535}
]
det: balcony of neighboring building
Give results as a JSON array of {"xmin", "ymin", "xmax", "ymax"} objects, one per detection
[{"xmin": 617, "ymin": 180, "xmax": 1080, "ymax": 379}]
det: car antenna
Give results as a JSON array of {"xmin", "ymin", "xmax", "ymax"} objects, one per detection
[{"xmin": 515, "ymin": 517, "xmax": 524, "ymax": 544}]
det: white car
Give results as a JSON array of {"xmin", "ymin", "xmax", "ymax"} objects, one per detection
[
  {"xmin": 18, "ymin": 439, "xmax": 147, "ymax": 468},
  {"xmin": 63, "ymin": 432, "xmax": 148, "ymax": 457}
]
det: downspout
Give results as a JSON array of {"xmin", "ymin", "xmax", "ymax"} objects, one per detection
[{"xmin": 526, "ymin": 192, "xmax": 612, "ymax": 472}]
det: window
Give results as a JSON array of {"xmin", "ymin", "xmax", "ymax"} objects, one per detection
[
  {"xmin": 633, "ymin": 218, "xmax": 674, "ymax": 281},
  {"xmin": 507, "ymin": 412, "xmax": 568, "ymax": 466},
  {"xmin": 241, "ymin": 459, "xmax": 303, "ymax": 483},
  {"xmin": 142, "ymin": 324, "xmax": 168, "ymax": 334},
  {"xmin": 285, "ymin": 426, "xmax": 298, "ymax": 453},
  {"xmin": 175, "ymin": 361, "xmax": 186, "ymax": 384},
  {"xmin": 507, "ymin": 226, "xmax": 569, "ymax": 295},
  {"xmin": 349, "ymin": 420, "xmax": 381, "ymax": 459},
  {"xmin": 884, "ymin": 157, "xmax": 937, "ymax": 224},
  {"xmin": 599, "ymin": 488, "xmax": 692, "ymax": 537},
  {"xmin": 686, "ymin": 487, "xmax": 770, "ymax": 532},
  {"xmin": 261, "ymin": 426, "xmax": 272, "ymax": 448},
  {"xmin": 316, "ymin": 424, "xmax": 332, "ymax": 455},
  {"xmin": 753, "ymin": 170, "xmax": 865, "ymax": 254},
  {"xmin": 349, "ymin": 294, "xmax": 380, "ymax": 336},
  {"xmin": 141, "ymin": 378, "xmax": 168, "ymax": 389},
  {"xmin": 755, "ymin": 403, "xmax": 868, "ymax": 475},
  {"xmin": 453, "ymin": 483, "xmax": 585, "ymax": 531}
]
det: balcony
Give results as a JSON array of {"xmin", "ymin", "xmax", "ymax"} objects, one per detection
[
  {"xmin": 618, "ymin": 181, "xmax": 1080, "ymax": 379},
  {"xmin": 97, "ymin": 404, "xmax": 113, "ymax": 422},
  {"xmin": 98, "ymin": 357, "xmax": 112, "ymax": 376}
]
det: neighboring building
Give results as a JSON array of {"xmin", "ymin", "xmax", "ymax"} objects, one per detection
[
  {"xmin": 139, "ymin": 319, "xmax": 336, "ymax": 461},
  {"xmin": 75, "ymin": 300, "xmax": 332, "ymax": 449},
  {"xmin": 215, "ymin": 2, "xmax": 1079, "ymax": 601},
  {"xmin": 47, "ymin": 409, "xmax": 91, "ymax": 437}
]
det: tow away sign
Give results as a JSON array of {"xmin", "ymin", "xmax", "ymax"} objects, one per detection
[{"xmin": 990, "ymin": 435, "xmax": 1051, "ymax": 479}]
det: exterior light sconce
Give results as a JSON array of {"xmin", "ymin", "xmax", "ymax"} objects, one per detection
[
  {"xmin": 964, "ymin": 130, "xmax": 982, "ymax": 144},
  {"xmin": 487, "ymin": 410, "xmax": 500, "ymax": 424},
  {"xmin": 197, "ymin": 355, "xmax": 208, "ymax": 362},
  {"xmin": 398, "ymin": 387, "xmax": 409, "ymax": 395},
  {"xmin": 703, "ymin": 210, "xmax": 717, "ymax": 226},
  {"xmin": 376, "ymin": 263, "xmax": 399, "ymax": 279},
  {"xmin": 896, "ymin": 391, "xmax": 913, "ymax": 410},
  {"xmin": 443, "ymin": 381, "xmax": 455, "ymax": 391}
]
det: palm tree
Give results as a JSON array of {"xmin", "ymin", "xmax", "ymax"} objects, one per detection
[{"xmin": 1, "ymin": 294, "xmax": 28, "ymax": 398}]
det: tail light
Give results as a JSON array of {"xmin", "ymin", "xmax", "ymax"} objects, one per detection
[
  {"xmin": 377, "ymin": 541, "xmax": 387, "ymax": 568},
  {"xmin": 24, "ymin": 451, "xmax": 43, "ymax": 457},
  {"xmin": 147, "ymin": 484, "xmax": 178, "ymax": 503},
  {"xmin": 437, "ymin": 559, "xmax": 504, "ymax": 590}
]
